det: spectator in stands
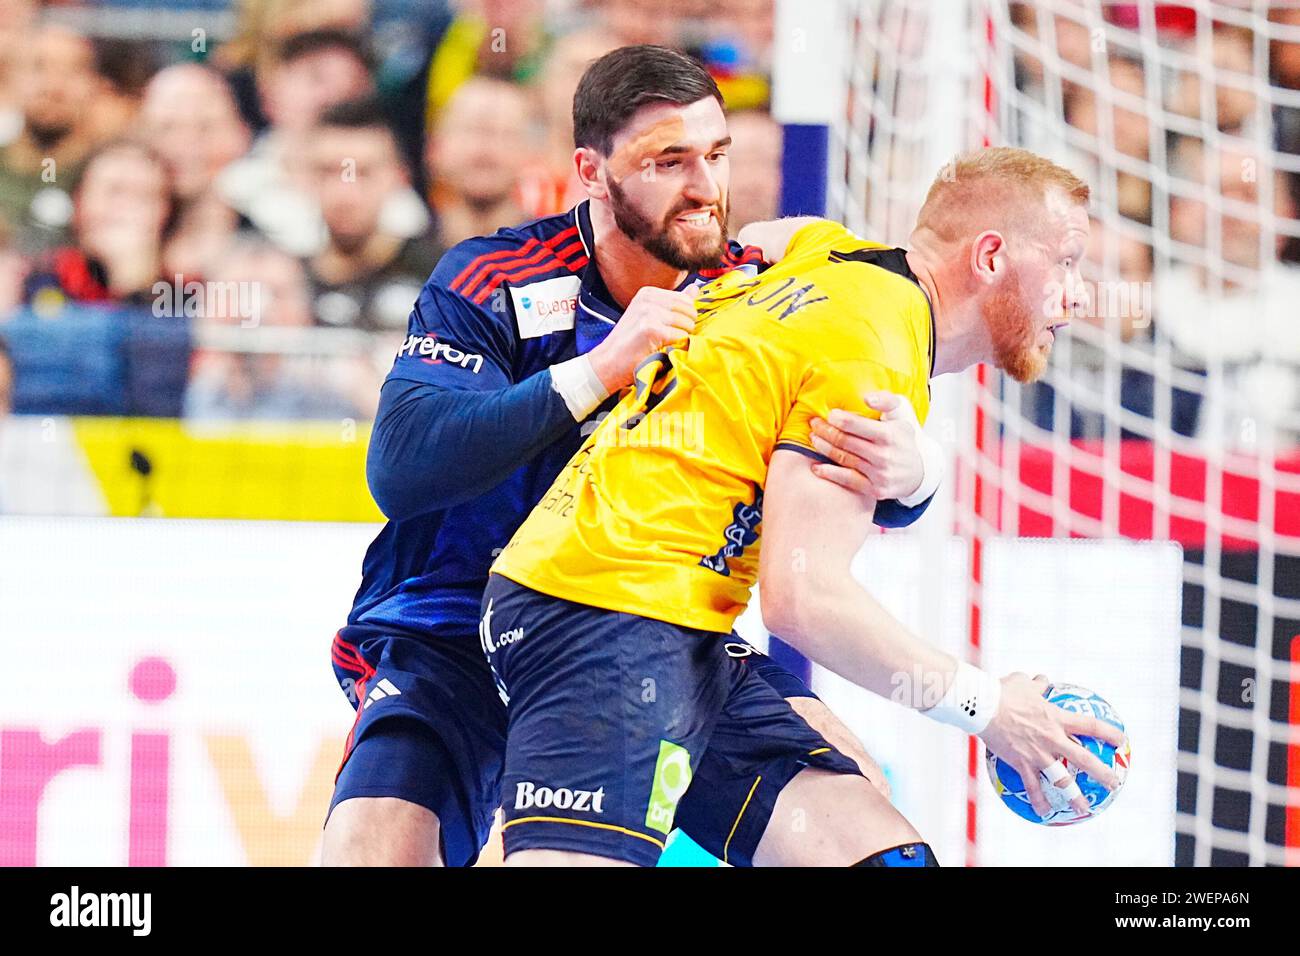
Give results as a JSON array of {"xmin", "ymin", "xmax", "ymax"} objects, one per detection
[
  {"xmin": 1063, "ymin": 54, "xmax": 1152, "ymax": 223},
  {"xmin": 598, "ymin": 0, "xmax": 682, "ymax": 46},
  {"xmin": 0, "ymin": 0, "xmax": 36, "ymax": 147},
  {"xmin": 591, "ymin": 0, "xmax": 773, "ymax": 110},
  {"xmin": 1168, "ymin": 24, "xmax": 1259, "ymax": 136},
  {"xmin": 138, "ymin": 64, "xmax": 252, "ymax": 283},
  {"xmin": 184, "ymin": 237, "xmax": 376, "ymax": 422},
  {"xmin": 1169, "ymin": 135, "xmax": 1295, "ymax": 278},
  {"xmin": 0, "ymin": 221, "xmax": 25, "ymax": 317},
  {"xmin": 259, "ymin": 29, "xmax": 375, "ymax": 140},
  {"xmin": 1084, "ymin": 217, "xmax": 1153, "ymax": 342},
  {"xmin": 422, "ymin": 0, "xmax": 549, "ymax": 122},
  {"xmin": 688, "ymin": 0, "xmax": 773, "ymax": 113},
  {"xmin": 217, "ymin": 0, "xmax": 374, "ymax": 133},
  {"xmin": 23, "ymin": 139, "xmax": 173, "ymax": 310},
  {"xmin": 1009, "ymin": 0, "xmax": 1099, "ymax": 92},
  {"xmin": 425, "ymin": 76, "xmax": 532, "ymax": 248},
  {"xmin": 302, "ymin": 97, "xmax": 443, "ymax": 335},
  {"xmin": 138, "ymin": 64, "xmax": 251, "ymax": 285},
  {"xmin": 711, "ymin": 0, "xmax": 776, "ymax": 68},
  {"xmin": 1065, "ymin": 55, "xmax": 1150, "ymax": 161},
  {"xmin": 1156, "ymin": 135, "xmax": 1300, "ymax": 445},
  {"xmin": 1271, "ymin": 8, "xmax": 1300, "ymax": 160},
  {"xmin": 0, "ymin": 24, "xmax": 104, "ymax": 253},
  {"xmin": 0, "ymin": 334, "xmax": 12, "ymax": 418},
  {"xmin": 88, "ymin": 39, "xmax": 159, "ymax": 145},
  {"xmin": 725, "ymin": 109, "xmax": 782, "ymax": 234},
  {"xmin": 529, "ymin": 27, "xmax": 620, "ymax": 217},
  {"xmin": 1271, "ymin": 5, "xmax": 1300, "ymax": 91},
  {"xmin": 218, "ymin": 29, "xmax": 376, "ymax": 255}
]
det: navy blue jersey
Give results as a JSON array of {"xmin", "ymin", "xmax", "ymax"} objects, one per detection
[{"xmin": 347, "ymin": 201, "xmax": 925, "ymax": 638}]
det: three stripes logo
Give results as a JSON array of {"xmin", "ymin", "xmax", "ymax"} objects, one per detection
[{"xmin": 362, "ymin": 677, "xmax": 402, "ymax": 710}]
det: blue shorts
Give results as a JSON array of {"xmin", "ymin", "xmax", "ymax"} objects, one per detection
[
  {"xmin": 328, "ymin": 605, "xmax": 855, "ymax": 867},
  {"xmin": 329, "ymin": 623, "xmax": 507, "ymax": 867},
  {"xmin": 480, "ymin": 574, "xmax": 863, "ymax": 867}
]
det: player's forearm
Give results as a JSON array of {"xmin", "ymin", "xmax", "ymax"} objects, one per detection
[
  {"xmin": 767, "ymin": 573, "xmax": 957, "ymax": 705},
  {"xmin": 366, "ymin": 373, "xmax": 576, "ymax": 520},
  {"xmin": 760, "ymin": 449, "xmax": 957, "ymax": 707}
]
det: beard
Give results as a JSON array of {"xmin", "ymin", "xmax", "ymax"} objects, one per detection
[
  {"xmin": 984, "ymin": 271, "xmax": 1051, "ymax": 384},
  {"xmin": 608, "ymin": 177, "xmax": 729, "ymax": 271}
]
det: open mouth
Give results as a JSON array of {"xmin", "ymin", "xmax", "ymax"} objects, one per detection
[{"xmin": 675, "ymin": 209, "xmax": 717, "ymax": 231}]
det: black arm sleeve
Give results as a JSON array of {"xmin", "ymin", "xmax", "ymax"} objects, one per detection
[{"xmin": 366, "ymin": 370, "xmax": 577, "ymax": 520}]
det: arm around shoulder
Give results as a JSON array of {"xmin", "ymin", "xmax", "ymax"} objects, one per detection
[{"xmin": 736, "ymin": 217, "xmax": 827, "ymax": 264}]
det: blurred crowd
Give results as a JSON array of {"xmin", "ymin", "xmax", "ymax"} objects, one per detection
[
  {"xmin": 0, "ymin": 0, "xmax": 783, "ymax": 421},
  {"xmin": 1, "ymin": 0, "xmax": 1299, "ymax": 453},
  {"xmin": 1008, "ymin": 2, "xmax": 1300, "ymax": 448}
]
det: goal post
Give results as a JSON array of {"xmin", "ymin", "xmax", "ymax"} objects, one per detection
[{"xmin": 824, "ymin": 0, "xmax": 1300, "ymax": 866}]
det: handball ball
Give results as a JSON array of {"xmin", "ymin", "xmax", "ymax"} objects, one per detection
[{"xmin": 985, "ymin": 682, "xmax": 1131, "ymax": 826}]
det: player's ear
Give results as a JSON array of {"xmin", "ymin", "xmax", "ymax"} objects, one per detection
[
  {"xmin": 574, "ymin": 147, "xmax": 609, "ymax": 200},
  {"xmin": 970, "ymin": 230, "xmax": 1006, "ymax": 284}
]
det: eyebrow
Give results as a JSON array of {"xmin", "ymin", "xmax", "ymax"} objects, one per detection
[{"xmin": 657, "ymin": 136, "xmax": 733, "ymax": 157}]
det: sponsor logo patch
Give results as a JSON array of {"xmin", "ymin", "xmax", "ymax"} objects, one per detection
[
  {"xmin": 645, "ymin": 740, "xmax": 692, "ymax": 835},
  {"xmin": 396, "ymin": 333, "xmax": 484, "ymax": 372},
  {"xmin": 514, "ymin": 781, "xmax": 606, "ymax": 814},
  {"xmin": 510, "ymin": 275, "xmax": 581, "ymax": 338}
]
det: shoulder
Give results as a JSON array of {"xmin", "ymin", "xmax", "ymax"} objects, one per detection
[
  {"xmin": 786, "ymin": 252, "xmax": 931, "ymax": 364},
  {"xmin": 696, "ymin": 240, "xmax": 766, "ymax": 280},
  {"xmin": 429, "ymin": 209, "xmax": 587, "ymax": 308}
]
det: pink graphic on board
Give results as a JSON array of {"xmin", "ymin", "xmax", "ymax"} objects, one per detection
[
  {"xmin": 129, "ymin": 656, "xmax": 175, "ymax": 866},
  {"xmin": 0, "ymin": 729, "xmax": 102, "ymax": 866}
]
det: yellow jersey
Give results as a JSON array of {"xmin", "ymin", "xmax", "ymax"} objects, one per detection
[{"xmin": 491, "ymin": 220, "xmax": 935, "ymax": 633}]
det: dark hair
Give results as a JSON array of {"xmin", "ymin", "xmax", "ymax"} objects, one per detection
[
  {"xmin": 93, "ymin": 38, "xmax": 160, "ymax": 96},
  {"xmin": 573, "ymin": 45, "xmax": 723, "ymax": 155},
  {"xmin": 317, "ymin": 95, "xmax": 394, "ymax": 135},
  {"xmin": 276, "ymin": 29, "xmax": 373, "ymax": 73},
  {"xmin": 314, "ymin": 96, "xmax": 405, "ymax": 174}
]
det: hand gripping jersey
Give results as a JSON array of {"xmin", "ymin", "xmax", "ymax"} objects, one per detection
[
  {"xmin": 346, "ymin": 200, "xmax": 767, "ymax": 637},
  {"xmin": 491, "ymin": 220, "xmax": 936, "ymax": 633}
]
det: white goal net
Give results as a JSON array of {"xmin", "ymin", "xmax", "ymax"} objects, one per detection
[{"xmin": 830, "ymin": 0, "xmax": 1300, "ymax": 866}]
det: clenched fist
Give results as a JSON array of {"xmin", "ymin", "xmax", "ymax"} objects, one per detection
[{"xmin": 587, "ymin": 285, "xmax": 698, "ymax": 393}]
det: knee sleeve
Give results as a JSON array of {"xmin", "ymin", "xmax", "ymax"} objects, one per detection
[{"xmin": 852, "ymin": 842, "xmax": 939, "ymax": 867}]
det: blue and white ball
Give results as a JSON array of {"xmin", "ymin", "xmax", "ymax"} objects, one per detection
[{"xmin": 986, "ymin": 682, "xmax": 1131, "ymax": 826}]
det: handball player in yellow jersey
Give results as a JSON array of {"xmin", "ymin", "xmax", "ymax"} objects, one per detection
[{"xmin": 482, "ymin": 147, "xmax": 1128, "ymax": 867}]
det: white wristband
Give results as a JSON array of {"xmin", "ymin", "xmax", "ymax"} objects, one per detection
[
  {"xmin": 897, "ymin": 423, "xmax": 944, "ymax": 508},
  {"xmin": 550, "ymin": 355, "xmax": 610, "ymax": 422},
  {"xmin": 924, "ymin": 661, "xmax": 1001, "ymax": 735}
]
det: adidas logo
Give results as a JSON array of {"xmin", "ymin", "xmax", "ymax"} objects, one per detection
[{"xmin": 362, "ymin": 678, "xmax": 402, "ymax": 709}]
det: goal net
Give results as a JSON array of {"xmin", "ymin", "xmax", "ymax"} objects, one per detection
[{"xmin": 830, "ymin": 0, "xmax": 1300, "ymax": 866}]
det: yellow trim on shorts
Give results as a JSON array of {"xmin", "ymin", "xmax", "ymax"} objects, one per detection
[
  {"xmin": 808, "ymin": 747, "xmax": 832, "ymax": 757},
  {"xmin": 723, "ymin": 775, "xmax": 763, "ymax": 865},
  {"xmin": 502, "ymin": 816, "xmax": 666, "ymax": 850}
]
